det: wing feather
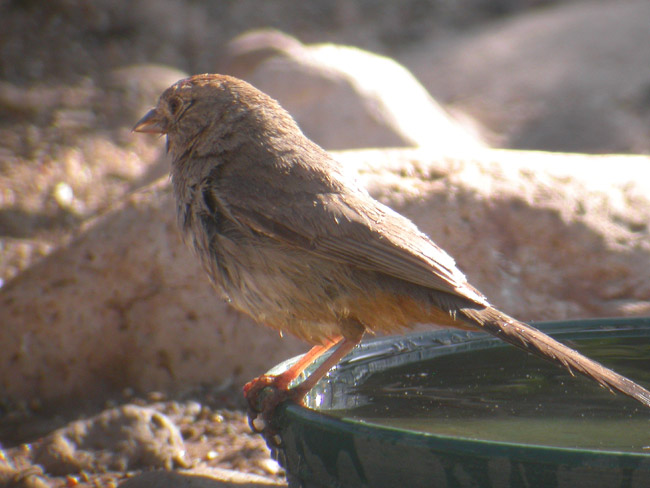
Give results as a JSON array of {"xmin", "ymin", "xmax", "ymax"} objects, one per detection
[{"xmin": 213, "ymin": 171, "xmax": 487, "ymax": 305}]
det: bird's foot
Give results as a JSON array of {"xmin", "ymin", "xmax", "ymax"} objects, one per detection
[{"xmin": 244, "ymin": 375, "xmax": 306, "ymax": 446}]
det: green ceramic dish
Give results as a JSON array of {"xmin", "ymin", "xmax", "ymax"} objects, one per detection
[{"xmin": 267, "ymin": 318, "xmax": 650, "ymax": 488}]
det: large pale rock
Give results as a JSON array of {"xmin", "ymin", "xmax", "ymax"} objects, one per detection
[
  {"xmin": 403, "ymin": 0, "xmax": 650, "ymax": 153},
  {"xmin": 33, "ymin": 404, "xmax": 187, "ymax": 475},
  {"xmin": 1, "ymin": 148, "xmax": 649, "ymax": 406},
  {"xmin": 223, "ymin": 30, "xmax": 485, "ymax": 151},
  {"xmin": 118, "ymin": 467, "xmax": 285, "ymax": 488},
  {"xmin": 341, "ymin": 149, "xmax": 650, "ymax": 320}
]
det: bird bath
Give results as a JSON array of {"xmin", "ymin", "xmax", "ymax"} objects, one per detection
[{"xmin": 267, "ymin": 317, "xmax": 650, "ymax": 488}]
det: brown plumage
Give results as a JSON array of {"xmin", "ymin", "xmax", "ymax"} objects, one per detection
[{"xmin": 134, "ymin": 74, "xmax": 650, "ymax": 425}]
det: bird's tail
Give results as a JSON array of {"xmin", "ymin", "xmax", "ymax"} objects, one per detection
[{"xmin": 459, "ymin": 306, "xmax": 650, "ymax": 408}]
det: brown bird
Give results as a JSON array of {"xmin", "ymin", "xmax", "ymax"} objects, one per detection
[{"xmin": 134, "ymin": 74, "xmax": 650, "ymax": 431}]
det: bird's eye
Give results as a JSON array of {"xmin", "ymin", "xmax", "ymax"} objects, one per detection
[{"xmin": 168, "ymin": 97, "xmax": 183, "ymax": 115}]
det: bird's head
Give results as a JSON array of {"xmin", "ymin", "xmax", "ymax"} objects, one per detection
[{"xmin": 133, "ymin": 74, "xmax": 295, "ymax": 160}]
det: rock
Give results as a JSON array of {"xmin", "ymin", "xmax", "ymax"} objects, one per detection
[
  {"xmin": 403, "ymin": 0, "xmax": 650, "ymax": 153},
  {"xmin": 33, "ymin": 405, "xmax": 186, "ymax": 475},
  {"xmin": 118, "ymin": 467, "xmax": 285, "ymax": 487},
  {"xmin": 1, "ymin": 148, "xmax": 649, "ymax": 407},
  {"xmin": 339, "ymin": 148, "xmax": 650, "ymax": 320},
  {"xmin": 223, "ymin": 30, "xmax": 485, "ymax": 151},
  {"xmin": 0, "ymin": 457, "xmax": 49, "ymax": 488}
]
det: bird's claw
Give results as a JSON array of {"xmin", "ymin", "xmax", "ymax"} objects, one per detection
[{"xmin": 244, "ymin": 375, "xmax": 302, "ymax": 446}]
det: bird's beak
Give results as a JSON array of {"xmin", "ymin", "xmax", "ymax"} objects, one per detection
[{"xmin": 133, "ymin": 108, "xmax": 166, "ymax": 134}]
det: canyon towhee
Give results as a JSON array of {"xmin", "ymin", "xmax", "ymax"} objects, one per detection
[{"xmin": 134, "ymin": 74, "xmax": 650, "ymax": 430}]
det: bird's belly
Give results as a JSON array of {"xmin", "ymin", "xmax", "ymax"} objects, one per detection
[
  {"xmin": 196, "ymin": 231, "xmax": 467, "ymax": 344},
  {"xmin": 207, "ymin": 238, "xmax": 356, "ymax": 343}
]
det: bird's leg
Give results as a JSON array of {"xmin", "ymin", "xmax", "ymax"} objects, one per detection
[
  {"xmin": 244, "ymin": 338, "xmax": 341, "ymax": 434},
  {"xmin": 244, "ymin": 335, "xmax": 362, "ymax": 436},
  {"xmin": 248, "ymin": 337, "xmax": 342, "ymax": 394},
  {"xmin": 288, "ymin": 336, "xmax": 361, "ymax": 398}
]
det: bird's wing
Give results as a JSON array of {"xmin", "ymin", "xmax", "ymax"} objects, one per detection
[{"xmin": 208, "ymin": 162, "xmax": 488, "ymax": 306}]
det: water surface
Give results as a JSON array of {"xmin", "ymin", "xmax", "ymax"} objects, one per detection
[{"xmin": 306, "ymin": 334, "xmax": 650, "ymax": 452}]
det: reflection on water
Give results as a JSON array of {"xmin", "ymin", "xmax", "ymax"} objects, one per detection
[{"xmin": 304, "ymin": 333, "xmax": 650, "ymax": 452}]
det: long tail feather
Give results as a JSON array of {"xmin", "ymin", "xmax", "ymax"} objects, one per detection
[{"xmin": 460, "ymin": 307, "xmax": 650, "ymax": 408}]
